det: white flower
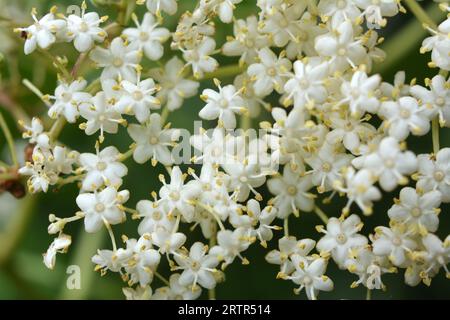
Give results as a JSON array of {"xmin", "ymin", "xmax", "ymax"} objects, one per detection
[
  {"xmin": 136, "ymin": 200, "xmax": 174, "ymax": 236},
  {"xmin": 123, "ymin": 13, "xmax": 170, "ymax": 61},
  {"xmin": 222, "ymin": 158, "xmax": 267, "ymax": 202},
  {"xmin": 267, "ymin": 165, "xmax": 314, "ymax": 218},
  {"xmin": 421, "ymin": 17, "xmax": 450, "ymax": 71},
  {"xmin": 127, "ymin": 113, "xmax": 180, "ymax": 166},
  {"xmin": 314, "ymin": 20, "xmax": 366, "ymax": 71},
  {"xmin": 259, "ymin": 3, "xmax": 307, "ymax": 47},
  {"xmin": 336, "ymin": 168, "xmax": 381, "ymax": 215},
  {"xmin": 79, "ymin": 146, "xmax": 128, "ymax": 191},
  {"xmin": 152, "ymin": 227, "xmax": 186, "ymax": 254},
  {"xmin": 355, "ymin": 0, "xmax": 399, "ymax": 28},
  {"xmin": 318, "ymin": 0, "xmax": 361, "ymax": 28},
  {"xmin": 222, "ymin": 16, "xmax": 268, "ymax": 65},
  {"xmin": 388, "ymin": 187, "xmax": 441, "ymax": 234},
  {"xmin": 146, "ymin": 0, "xmax": 178, "ymax": 16},
  {"xmin": 19, "ymin": 163, "xmax": 55, "ymax": 194},
  {"xmin": 325, "ymin": 112, "xmax": 376, "ymax": 154},
  {"xmin": 47, "ymin": 146, "xmax": 78, "ymax": 175},
  {"xmin": 199, "ymin": 83, "xmax": 246, "ymax": 129},
  {"xmin": 43, "ymin": 234, "xmax": 72, "ymax": 269},
  {"xmin": 152, "ymin": 274, "xmax": 202, "ymax": 300},
  {"xmin": 20, "ymin": 117, "xmax": 50, "ymax": 149},
  {"xmin": 372, "ymin": 226, "xmax": 417, "ymax": 267},
  {"xmin": 47, "ymin": 79, "xmax": 92, "ymax": 123},
  {"xmin": 123, "ymin": 286, "xmax": 152, "ymax": 300},
  {"xmin": 17, "ymin": 9, "xmax": 66, "ymax": 55},
  {"xmin": 210, "ymin": 228, "xmax": 252, "ymax": 267},
  {"xmin": 416, "ymin": 149, "xmax": 450, "ymax": 202},
  {"xmin": 182, "ymin": 37, "xmax": 218, "ymax": 79},
  {"xmin": 338, "ymin": 70, "xmax": 381, "ymax": 117},
  {"xmin": 115, "ymin": 76, "xmax": 160, "ymax": 123},
  {"xmin": 149, "ymin": 57, "xmax": 199, "ymax": 111},
  {"xmin": 305, "ymin": 143, "xmax": 353, "ymax": 193},
  {"xmin": 76, "ymin": 187, "xmax": 129, "ymax": 233},
  {"xmin": 421, "ymin": 233, "xmax": 450, "ymax": 278},
  {"xmin": 158, "ymin": 166, "xmax": 201, "ymax": 222},
  {"xmin": 288, "ymin": 256, "xmax": 333, "ymax": 300},
  {"xmin": 284, "ymin": 59, "xmax": 329, "ymax": 109},
  {"xmin": 265, "ymin": 236, "xmax": 316, "ymax": 278},
  {"xmin": 380, "ymin": 97, "xmax": 430, "ymax": 140},
  {"xmin": 173, "ymin": 242, "xmax": 219, "ymax": 290},
  {"xmin": 316, "ymin": 214, "xmax": 367, "ymax": 267},
  {"xmin": 247, "ymin": 47, "xmax": 292, "ymax": 97},
  {"xmin": 362, "ymin": 137, "xmax": 418, "ymax": 192},
  {"xmin": 380, "ymin": 71, "xmax": 411, "ymax": 100},
  {"xmin": 65, "ymin": 2, "xmax": 107, "ymax": 52},
  {"xmin": 90, "ymin": 37, "xmax": 142, "ymax": 82},
  {"xmin": 410, "ymin": 75, "xmax": 450, "ymax": 127},
  {"xmin": 122, "ymin": 235, "xmax": 161, "ymax": 287},
  {"xmin": 344, "ymin": 246, "xmax": 391, "ymax": 290},
  {"xmin": 79, "ymin": 91, "xmax": 123, "ymax": 140}
]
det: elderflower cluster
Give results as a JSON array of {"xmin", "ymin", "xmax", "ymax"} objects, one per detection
[{"xmin": 13, "ymin": 0, "xmax": 450, "ymax": 300}]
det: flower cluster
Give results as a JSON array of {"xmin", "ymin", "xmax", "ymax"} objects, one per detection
[{"xmin": 12, "ymin": 0, "xmax": 450, "ymax": 300}]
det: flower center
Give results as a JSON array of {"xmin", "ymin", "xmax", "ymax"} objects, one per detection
[
  {"xmin": 303, "ymin": 276, "xmax": 312, "ymax": 286},
  {"xmin": 152, "ymin": 211, "xmax": 162, "ymax": 220},
  {"xmin": 434, "ymin": 170, "xmax": 445, "ymax": 182},
  {"xmin": 170, "ymin": 191, "xmax": 180, "ymax": 201},
  {"xmin": 191, "ymin": 261, "xmax": 201, "ymax": 271},
  {"xmin": 150, "ymin": 136, "xmax": 159, "ymax": 145},
  {"xmin": 61, "ymin": 92, "xmax": 72, "ymax": 103},
  {"xmin": 95, "ymin": 203, "xmax": 105, "ymax": 212},
  {"xmin": 220, "ymin": 98, "xmax": 229, "ymax": 108},
  {"xmin": 287, "ymin": 185, "xmax": 297, "ymax": 196},
  {"xmin": 267, "ymin": 67, "xmax": 277, "ymax": 76},
  {"xmin": 384, "ymin": 159, "xmax": 395, "ymax": 169},
  {"xmin": 436, "ymin": 97, "xmax": 445, "ymax": 106},
  {"xmin": 392, "ymin": 236, "xmax": 402, "ymax": 246},
  {"xmin": 336, "ymin": 233, "xmax": 347, "ymax": 244},
  {"xmin": 299, "ymin": 79, "xmax": 309, "ymax": 89},
  {"xmin": 411, "ymin": 207, "xmax": 421, "ymax": 217},
  {"xmin": 245, "ymin": 39, "xmax": 255, "ymax": 47},
  {"xmin": 79, "ymin": 22, "xmax": 89, "ymax": 32},
  {"xmin": 279, "ymin": 18, "xmax": 288, "ymax": 28},
  {"xmin": 322, "ymin": 162, "xmax": 332, "ymax": 172},
  {"xmin": 239, "ymin": 176, "xmax": 248, "ymax": 183},
  {"xmin": 133, "ymin": 90, "xmax": 144, "ymax": 101},
  {"xmin": 96, "ymin": 161, "xmax": 107, "ymax": 171},
  {"xmin": 400, "ymin": 109, "xmax": 411, "ymax": 119},
  {"xmin": 211, "ymin": 146, "xmax": 222, "ymax": 157},
  {"xmin": 112, "ymin": 57, "xmax": 124, "ymax": 67},
  {"xmin": 338, "ymin": 48, "xmax": 347, "ymax": 56},
  {"xmin": 139, "ymin": 32, "xmax": 149, "ymax": 41}
]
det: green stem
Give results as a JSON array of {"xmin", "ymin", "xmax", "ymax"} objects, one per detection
[
  {"xmin": 284, "ymin": 218, "xmax": 289, "ymax": 237},
  {"xmin": 49, "ymin": 117, "xmax": 67, "ymax": 141},
  {"xmin": 432, "ymin": 118, "xmax": 440, "ymax": 154},
  {"xmin": 314, "ymin": 206, "xmax": 329, "ymax": 224},
  {"xmin": 0, "ymin": 112, "xmax": 18, "ymax": 167},
  {"xmin": 403, "ymin": 0, "xmax": 437, "ymax": 29},
  {"xmin": 155, "ymin": 272, "xmax": 170, "ymax": 286},
  {"xmin": 208, "ymin": 222, "xmax": 217, "ymax": 300},
  {"xmin": 366, "ymin": 288, "xmax": 372, "ymax": 300},
  {"xmin": 0, "ymin": 172, "xmax": 18, "ymax": 180},
  {"xmin": 197, "ymin": 64, "xmax": 244, "ymax": 81}
]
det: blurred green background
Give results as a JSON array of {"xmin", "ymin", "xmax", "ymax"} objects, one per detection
[{"xmin": 0, "ymin": 0, "xmax": 449, "ymax": 299}]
